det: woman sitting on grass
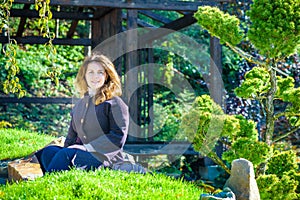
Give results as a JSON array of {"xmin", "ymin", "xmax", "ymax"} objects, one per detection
[{"xmin": 36, "ymin": 53, "xmax": 140, "ymax": 173}]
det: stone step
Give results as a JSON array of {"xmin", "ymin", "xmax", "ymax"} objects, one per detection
[
  {"xmin": 4, "ymin": 137, "xmax": 66, "ymax": 183},
  {"xmin": 8, "ymin": 159, "xmax": 43, "ymax": 182}
]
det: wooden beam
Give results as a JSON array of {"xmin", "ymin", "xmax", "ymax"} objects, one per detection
[
  {"xmin": 0, "ymin": 36, "xmax": 91, "ymax": 46},
  {"xmin": 10, "ymin": 8, "xmax": 94, "ymax": 20},
  {"xmin": 13, "ymin": 0, "xmax": 235, "ymax": 11},
  {"xmin": 137, "ymin": 19, "xmax": 156, "ymax": 28},
  {"xmin": 93, "ymin": 8, "xmax": 114, "ymax": 19},
  {"xmin": 0, "ymin": 97, "xmax": 78, "ymax": 104},
  {"xmin": 122, "ymin": 12, "xmax": 155, "ymax": 28},
  {"xmin": 67, "ymin": 7, "xmax": 83, "ymax": 38},
  {"xmin": 162, "ymin": 12, "xmax": 196, "ymax": 31},
  {"xmin": 139, "ymin": 13, "xmax": 196, "ymax": 45},
  {"xmin": 138, "ymin": 10, "xmax": 172, "ymax": 24},
  {"xmin": 147, "ymin": 48, "xmax": 154, "ymax": 141},
  {"xmin": 123, "ymin": 142, "xmax": 199, "ymax": 156},
  {"xmin": 67, "ymin": 20, "xmax": 79, "ymax": 38},
  {"xmin": 91, "ymin": 9, "xmax": 122, "ymax": 48},
  {"xmin": 16, "ymin": 4, "xmax": 30, "ymax": 37}
]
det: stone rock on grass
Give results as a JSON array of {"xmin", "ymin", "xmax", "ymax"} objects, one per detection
[
  {"xmin": 8, "ymin": 159, "xmax": 43, "ymax": 182},
  {"xmin": 224, "ymin": 158, "xmax": 260, "ymax": 200},
  {"xmin": 200, "ymin": 187, "xmax": 236, "ymax": 200}
]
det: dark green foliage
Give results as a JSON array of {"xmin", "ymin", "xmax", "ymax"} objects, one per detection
[
  {"xmin": 286, "ymin": 170, "xmax": 300, "ymax": 193},
  {"xmin": 0, "ymin": 44, "xmax": 84, "ymax": 97},
  {"xmin": 180, "ymin": 94, "xmax": 229, "ymax": 153},
  {"xmin": 256, "ymin": 150, "xmax": 300, "ymax": 199},
  {"xmin": 234, "ymin": 66, "xmax": 300, "ymax": 137},
  {"xmin": 266, "ymin": 150, "xmax": 298, "ymax": 178},
  {"xmin": 0, "ymin": 103, "xmax": 72, "ymax": 137},
  {"xmin": 247, "ymin": 0, "xmax": 300, "ymax": 58},
  {"xmin": 153, "ymin": 102, "xmax": 182, "ymax": 141},
  {"xmin": 0, "ymin": 44, "xmax": 84, "ymax": 135},
  {"xmin": 0, "ymin": 169, "xmax": 204, "ymax": 199},
  {"xmin": 152, "ymin": 90, "xmax": 195, "ymax": 141},
  {"xmin": 276, "ymin": 76, "xmax": 300, "ymax": 127}
]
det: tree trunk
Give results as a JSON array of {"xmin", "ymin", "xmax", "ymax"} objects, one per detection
[{"xmin": 264, "ymin": 62, "xmax": 277, "ymax": 145}]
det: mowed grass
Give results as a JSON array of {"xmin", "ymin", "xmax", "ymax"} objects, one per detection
[
  {"xmin": 0, "ymin": 168, "xmax": 203, "ymax": 199},
  {"xmin": 0, "ymin": 128, "xmax": 204, "ymax": 199},
  {"xmin": 0, "ymin": 128, "xmax": 55, "ymax": 160}
]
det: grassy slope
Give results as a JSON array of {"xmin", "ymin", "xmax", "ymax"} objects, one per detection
[
  {"xmin": 0, "ymin": 169, "xmax": 203, "ymax": 199},
  {"xmin": 0, "ymin": 128, "xmax": 55, "ymax": 160},
  {"xmin": 0, "ymin": 128, "xmax": 204, "ymax": 199}
]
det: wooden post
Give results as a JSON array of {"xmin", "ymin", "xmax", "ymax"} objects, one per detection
[
  {"xmin": 207, "ymin": 36, "xmax": 224, "ymax": 165},
  {"xmin": 209, "ymin": 36, "xmax": 223, "ymax": 107},
  {"xmin": 91, "ymin": 8, "xmax": 122, "ymax": 48},
  {"xmin": 91, "ymin": 8, "xmax": 122, "ymax": 69},
  {"xmin": 125, "ymin": 9, "xmax": 140, "ymax": 141},
  {"xmin": 147, "ymin": 48, "xmax": 154, "ymax": 141}
]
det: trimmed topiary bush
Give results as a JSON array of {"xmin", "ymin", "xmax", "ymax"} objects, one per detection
[
  {"xmin": 256, "ymin": 174, "xmax": 299, "ymax": 200},
  {"xmin": 266, "ymin": 150, "xmax": 298, "ymax": 178},
  {"xmin": 180, "ymin": 94, "xmax": 272, "ymax": 174},
  {"xmin": 222, "ymin": 138, "xmax": 270, "ymax": 168}
]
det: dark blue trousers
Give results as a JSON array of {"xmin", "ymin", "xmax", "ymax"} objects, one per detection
[{"xmin": 35, "ymin": 145, "xmax": 102, "ymax": 173}]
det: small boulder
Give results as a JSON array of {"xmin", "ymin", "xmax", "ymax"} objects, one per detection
[
  {"xmin": 200, "ymin": 187, "xmax": 235, "ymax": 200},
  {"xmin": 224, "ymin": 158, "xmax": 260, "ymax": 200}
]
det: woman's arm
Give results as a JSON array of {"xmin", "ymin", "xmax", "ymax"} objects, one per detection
[{"xmin": 64, "ymin": 112, "xmax": 79, "ymax": 147}]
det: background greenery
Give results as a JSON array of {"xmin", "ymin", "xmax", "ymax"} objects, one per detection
[
  {"xmin": 0, "ymin": 4, "xmax": 249, "ymax": 139},
  {"xmin": 0, "ymin": 3, "xmax": 299, "ymax": 197}
]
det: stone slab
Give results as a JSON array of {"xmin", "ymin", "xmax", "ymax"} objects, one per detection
[{"xmin": 8, "ymin": 160, "xmax": 43, "ymax": 182}]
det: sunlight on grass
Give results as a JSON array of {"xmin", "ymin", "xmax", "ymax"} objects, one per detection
[
  {"xmin": 0, "ymin": 128, "xmax": 55, "ymax": 160},
  {"xmin": 0, "ymin": 169, "xmax": 204, "ymax": 199}
]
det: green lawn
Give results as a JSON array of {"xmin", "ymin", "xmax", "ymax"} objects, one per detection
[
  {"xmin": 0, "ymin": 128, "xmax": 204, "ymax": 199},
  {"xmin": 0, "ymin": 169, "xmax": 203, "ymax": 199},
  {"xmin": 0, "ymin": 128, "xmax": 55, "ymax": 160}
]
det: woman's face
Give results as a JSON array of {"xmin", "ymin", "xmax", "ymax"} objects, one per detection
[{"xmin": 85, "ymin": 62, "xmax": 107, "ymax": 93}]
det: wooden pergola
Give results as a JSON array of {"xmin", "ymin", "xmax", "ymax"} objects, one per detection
[{"xmin": 1, "ymin": 0, "xmax": 235, "ymax": 142}]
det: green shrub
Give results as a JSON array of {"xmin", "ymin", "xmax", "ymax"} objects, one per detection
[
  {"xmin": 193, "ymin": 6, "xmax": 244, "ymax": 46},
  {"xmin": 257, "ymin": 174, "xmax": 298, "ymax": 200},
  {"xmin": 0, "ymin": 103, "xmax": 72, "ymax": 136},
  {"xmin": 222, "ymin": 138, "xmax": 270, "ymax": 168},
  {"xmin": 0, "ymin": 169, "xmax": 204, "ymax": 199},
  {"xmin": 0, "ymin": 44, "xmax": 83, "ymax": 97},
  {"xmin": 266, "ymin": 150, "xmax": 298, "ymax": 178},
  {"xmin": 234, "ymin": 67, "xmax": 270, "ymax": 98},
  {"xmin": 285, "ymin": 170, "xmax": 300, "ymax": 193},
  {"xmin": 180, "ymin": 95, "xmax": 271, "ymax": 170},
  {"xmin": 180, "ymin": 94, "xmax": 228, "ymax": 150},
  {"xmin": 152, "ymin": 90, "xmax": 194, "ymax": 141},
  {"xmin": 247, "ymin": 0, "xmax": 300, "ymax": 58},
  {"xmin": 0, "ymin": 43, "xmax": 83, "ymax": 136},
  {"xmin": 0, "ymin": 128, "xmax": 55, "ymax": 160}
]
